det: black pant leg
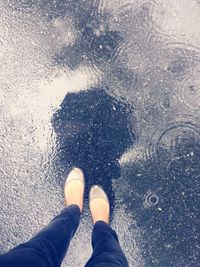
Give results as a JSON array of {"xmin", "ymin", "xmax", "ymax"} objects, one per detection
[
  {"xmin": 0, "ymin": 205, "xmax": 81, "ymax": 267},
  {"xmin": 85, "ymin": 221, "xmax": 129, "ymax": 267}
]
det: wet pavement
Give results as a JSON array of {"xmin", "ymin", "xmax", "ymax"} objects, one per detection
[{"xmin": 0, "ymin": 0, "xmax": 200, "ymax": 266}]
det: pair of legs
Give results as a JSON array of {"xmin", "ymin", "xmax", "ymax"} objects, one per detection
[{"xmin": 0, "ymin": 168, "xmax": 129, "ymax": 267}]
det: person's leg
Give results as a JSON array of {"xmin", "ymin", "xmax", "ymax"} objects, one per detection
[
  {"xmin": 0, "ymin": 205, "xmax": 80, "ymax": 267},
  {"xmin": 85, "ymin": 185, "xmax": 129, "ymax": 267},
  {"xmin": 0, "ymin": 167, "xmax": 85, "ymax": 267},
  {"xmin": 85, "ymin": 221, "xmax": 129, "ymax": 267}
]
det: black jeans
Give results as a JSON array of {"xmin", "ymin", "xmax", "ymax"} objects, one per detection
[{"xmin": 0, "ymin": 205, "xmax": 129, "ymax": 267}]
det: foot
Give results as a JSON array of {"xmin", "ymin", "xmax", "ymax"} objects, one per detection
[
  {"xmin": 64, "ymin": 167, "xmax": 85, "ymax": 212},
  {"xmin": 89, "ymin": 185, "xmax": 110, "ymax": 224}
]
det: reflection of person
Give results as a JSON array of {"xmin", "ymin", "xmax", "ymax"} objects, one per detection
[
  {"xmin": 0, "ymin": 168, "xmax": 129, "ymax": 267},
  {"xmin": 52, "ymin": 89, "xmax": 135, "ymax": 213}
]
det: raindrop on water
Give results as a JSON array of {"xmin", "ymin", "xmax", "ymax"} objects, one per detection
[
  {"xmin": 144, "ymin": 190, "xmax": 159, "ymax": 208},
  {"xmin": 178, "ymin": 71, "xmax": 200, "ymax": 111}
]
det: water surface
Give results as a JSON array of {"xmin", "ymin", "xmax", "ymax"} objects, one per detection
[{"xmin": 0, "ymin": 0, "xmax": 200, "ymax": 266}]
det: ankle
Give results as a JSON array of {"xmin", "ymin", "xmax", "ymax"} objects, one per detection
[{"xmin": 90, "ymin": 198, "xmax": 110, "ymax": 225}]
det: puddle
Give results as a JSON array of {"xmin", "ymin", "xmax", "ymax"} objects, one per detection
[{"xmin": 0, "ymin": 0, "xmax": 200, "ymax": 266}]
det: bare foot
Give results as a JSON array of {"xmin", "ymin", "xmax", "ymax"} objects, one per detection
[
  {"xmin": 89, "ymin": 185, "xmax": 110, "ymax": 224},
  {"xmin": 64, "ymin": 168, "xmax": 85, "ymax": 212}
]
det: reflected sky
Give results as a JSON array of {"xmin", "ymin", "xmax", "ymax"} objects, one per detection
[{"xmin": 0, "ymin": 0, "xmax": 200, "ymax": 266}]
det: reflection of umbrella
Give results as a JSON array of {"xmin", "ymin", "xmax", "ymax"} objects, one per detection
[{"xmin": 52, "ymin": 88, "xmax": 135, "ymax": 208}]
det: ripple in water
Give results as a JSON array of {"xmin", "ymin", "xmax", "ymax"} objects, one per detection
[
  {"xmin": 136, "ymin": 0, "xmax": 161, "ymax": 29},
  {"xmin": 144, "ymin": 190, "xmax": 159, "ymax": 208},
  {"xmin": 146, "ymin": 114, "xmax": 200, "ymax": 163},
  {"xmin": 148, "ymin": 0, "xmax": 171, "ymax": 38},
  {"xmin": 149, "ymin": 0, "xmax": 200, "ymax": 45},
  {"xmin": 178, "ymin": 70, "xmax": 200, "ymax": 111},
  {"xmin": 164, "ymin": 42, "xmax": 200, "ymax": 79},
  {"xmin": 166, "ymin": 153, "xmax": 198, "ymax": 179},
  {"xmin": 108, "ymin": 1, "xmax": 156, "ymax": 70},
  {"xmin": 145, "ymin": 77, "xmax": 179, "ymax": 113}
]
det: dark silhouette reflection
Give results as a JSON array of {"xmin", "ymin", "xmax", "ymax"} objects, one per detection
[
  {"xmin": 54, "ymin": 0, "xmax": 122, "ymax": 69},
  {"xmin": 123, "ymin": 139, "xmax": 200, "ymax": 266},
  {"xmin": 52, "ymin": 88, "xmax": 135, "ymax": 211}
]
